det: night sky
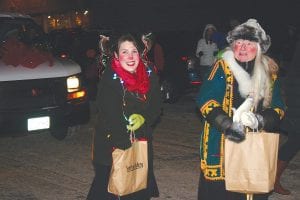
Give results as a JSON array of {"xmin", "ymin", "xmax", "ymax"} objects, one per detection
[
  {"xmin": 88, "ymin": 0, "xmax": 299, "ymax": 32},
  {"xmin": 87, "ymin": 0, "xmax": 299, "ymax": 57}
]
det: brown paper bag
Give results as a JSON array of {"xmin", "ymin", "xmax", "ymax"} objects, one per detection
[
  {"xmin": 108, "ymin": 139, "xmax": 148, "ymax": 196},
  {"xmin": 225, "ymin": 131, "xmax": 279, "ymax": 194}
]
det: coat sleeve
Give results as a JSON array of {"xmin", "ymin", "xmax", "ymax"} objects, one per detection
[
  {"xmin": 143, "ymin": 71, "xmax": 162, "ymax": 128},
  {"xmin": 195, "ymin": 39, "xmax": 204, "ymax": 57},
  {"xmin": 271, "ymin": 77, "xmax": 286, "ymax": 117},
  {"xmin": 96, "ymin": 72, "xmax": 131, "ymax": 150},
  {"xmin": 196, "ymin": 62, "xmax": 227, "ymax": 119},
  {"xmin": 259, "ymin": 76, "xmax": 286, "ymax": 132}
]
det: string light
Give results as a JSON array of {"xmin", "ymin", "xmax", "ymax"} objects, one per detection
[
  {"xmin": 113, "ymin": 73, "xmax": 118, "ymax": 79},
  {"xmin": 112, "ymin": 67, "xmax": 151, "ymax": 123},
  {"xmin": 147, "ymin": 68, "xmax": 152, "ymax": 75}
]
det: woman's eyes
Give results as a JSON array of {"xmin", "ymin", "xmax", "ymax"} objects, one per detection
[
  {"xmin": 246, "ymin": 43, "xmax": 256, "ymax": 47},
  {"xmin": 236, "ymin": 41, "xmax": 255, "ymax": 47},
  {"xmin": 121, "ymin": 50, "xmax": 138, "ymax": 54}
]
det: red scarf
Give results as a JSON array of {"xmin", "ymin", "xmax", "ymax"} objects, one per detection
[{"xmin": 111, "ymin": 57, "xmax": 150, "ymax": 95}]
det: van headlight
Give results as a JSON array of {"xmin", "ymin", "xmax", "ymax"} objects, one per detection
[{"xmin": 67, "ymin": 76, "xmax": 80, "ymax": 92}]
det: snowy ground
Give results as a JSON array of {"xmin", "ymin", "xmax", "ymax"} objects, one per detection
[{"xmin": 0, "ymin": 89, "xmax": 299, "ymax": 200}]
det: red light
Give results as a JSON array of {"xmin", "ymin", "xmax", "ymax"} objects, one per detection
[
  {"xmin": 60, "ymin": 53, "xmax": 68, "ymax": 59},
  {"xmin": 181, "ymin": 56, "xmax": 188, "ymax": 61},
  {"xmin": 191, "ymin": 81, "xmax": 202, "ymax": 85}
]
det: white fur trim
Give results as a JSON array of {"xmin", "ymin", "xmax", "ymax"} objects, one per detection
[
  {"xmin": 222, "ymin": 50, "xmax": 253, "ymax": 98},
  {"xmin": 232, "ymin": 97, "xmax": 254, "ymax": 123}
]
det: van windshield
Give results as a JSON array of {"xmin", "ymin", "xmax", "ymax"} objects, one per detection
[
  {"xmin": 0, "ymin": 18, "xmax": 50, "ymax": 50},
  {"xmin": 0, "ymin": 17, "xmax": 53, "ymax": 68}
]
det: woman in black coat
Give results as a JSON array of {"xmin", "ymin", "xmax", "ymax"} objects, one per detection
[{"xmin": 87, "ymin": 33, "xmax": 162, "ymax": 200}]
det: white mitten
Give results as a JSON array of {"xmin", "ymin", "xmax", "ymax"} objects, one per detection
[
  {"xmin": 241, "ymin": 111, "xmax": 258, "ymax": 130},
  {"xmin": 232, "ymin": 97, "xmax": 254, "ymax": 123}
]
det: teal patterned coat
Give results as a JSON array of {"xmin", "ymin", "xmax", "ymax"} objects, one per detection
[{"xmin": 196, "ymin": 51, "xmax": 285, "ymax": 181}]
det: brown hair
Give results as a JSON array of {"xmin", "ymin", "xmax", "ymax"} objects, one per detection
[{"xmin": 114, "ymin": 34, "xmax": 141, "ymax": 54}]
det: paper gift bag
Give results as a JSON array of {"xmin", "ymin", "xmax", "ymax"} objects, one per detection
[
  {"xmin": 225, "ymin": 131, "xmax": 279, "ymax": 194},
  {"xmin": 108, "ymin": 139, "xmax": 148, "ymax": 196}
]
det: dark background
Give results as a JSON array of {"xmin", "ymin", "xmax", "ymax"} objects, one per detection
[
  {"xmin": 88, "ymin": 0, "xmax": 299, "ymax": 31},
  {"xmin": 87, "ymin": 0, "xmax": 299, "ymax": 57}
]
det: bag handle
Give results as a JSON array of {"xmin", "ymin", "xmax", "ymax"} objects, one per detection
[
  {"xmin": 129, "ymin": 131, "xmax": 148, "ymax": 142},
  {"xmin": 245, "ymin": 107, "xmax": 260, "ymax": 134},
  {"xmin": 129, "ymin": 130, "xmax": 136, "ymax": 143}
]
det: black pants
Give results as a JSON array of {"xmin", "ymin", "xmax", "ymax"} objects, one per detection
[
  {"xmin": 279, "ymin": 117, "xmax": 300, "ymax": 162},
  {"xmin": 197, "ymin": 172, "xmax": 270, "ymax": 200},
  {"xmin": 86, "ymin": 164, "xmax": 116, "ymax": 200}
]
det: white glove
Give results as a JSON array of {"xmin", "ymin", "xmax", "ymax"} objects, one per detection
[
  {"xmin": 241, "ymin": 111, "xmax": 258, "ymax": 130},
  {"xmin": 232, "ymin": 97, "xmax": 254, "ymax": 123}
]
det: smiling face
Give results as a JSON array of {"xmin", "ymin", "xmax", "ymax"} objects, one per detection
[
  {"xmin": 233, "ymin": 39, "xmax": 258, "ymax": 62},
  {"xmin": 115, "ymin": 40, "xmax": 140, "ymax": 73}
]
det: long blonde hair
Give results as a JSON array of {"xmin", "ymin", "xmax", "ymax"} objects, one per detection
[{"xmin": 252, "ymin": 44, "xmax": 278, "ymax": 110}]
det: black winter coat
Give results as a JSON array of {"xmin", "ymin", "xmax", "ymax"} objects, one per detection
[{"xmin": 93, "ymin": 65, "xmax": 162, "ymax": 165}]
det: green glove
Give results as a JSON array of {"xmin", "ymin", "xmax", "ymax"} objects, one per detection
[
  {"xmin": 216, "ymin": 49, "xmax": 225, "ymax": 60},
  {"xmin": 126, "ymin": 114, "xmax": 145, "ymax": 131}
]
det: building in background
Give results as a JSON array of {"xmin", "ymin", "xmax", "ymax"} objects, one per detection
[{"xmin": 0, "ymin": 0, "xmax": 90, "ymax": 32}]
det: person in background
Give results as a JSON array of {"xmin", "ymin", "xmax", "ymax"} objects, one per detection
[
  {"xmin": 196, "ymin": 19, "xmax": 285, "ymax": 200},
  {"xmin": 141, "ymin": 32, "xmax": 165, "ymax": 76},
  {"xmin": 279, "ymin": 25, "xmax": 298, "ymax": 74},
  {"xmin": 211, "ymin": 30, "xmax": 227, "ymax": 51},
  {"xmin": 275, "ymin": 26, "xmax": 300, "ymax": 195},
  {"xmin": 229, "ymin": 18, "xmax": 241, "ymax": 30},
  {"xmin": 87, "ymin": 33, "xmax": 162, "ymax": 200},
  {"xmin": 195, "ymin": 24, "xmax": 219, "ymax": 80},
  {"xmin": 212, "ymin": 30, "xmax": 228, "ymax": 60},
  {"xmin": 214, "ymin": 19, "xmax": 242, "ymax": 60}
]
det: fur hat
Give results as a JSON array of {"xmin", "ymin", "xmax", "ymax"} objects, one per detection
[{"xmin": 227, "ymin": 19, "xmax": 271, "ymax": 53}]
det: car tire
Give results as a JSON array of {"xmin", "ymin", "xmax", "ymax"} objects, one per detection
[{"xmin": 50, "ymin": 126, "xmax": 68, "ymax": 140}]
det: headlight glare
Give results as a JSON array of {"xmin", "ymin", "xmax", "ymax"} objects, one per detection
[{"xmin": 67, "ymin": 76, "xmax": 80, "ymax": 92}]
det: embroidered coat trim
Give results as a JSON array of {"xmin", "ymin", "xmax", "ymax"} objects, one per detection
[{"xmin": 196, "ymin": 59, "xmax": 285, "ymax": 180}]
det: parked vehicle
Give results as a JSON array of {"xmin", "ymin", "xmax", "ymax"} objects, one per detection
[
  {"xmin": 183, "ymin": 55, "xmax": 202, "ymax": 86},
  {"xmin": 0, "ymin": 12, "xmax": 89, "ymax": 140},
  {"xmin": 156, "ymin": 30, "xmax": 200, "ymax": 103},
  {"xmin": 48, "ymin": 28, "xmax": 101, "ymax": 101}
]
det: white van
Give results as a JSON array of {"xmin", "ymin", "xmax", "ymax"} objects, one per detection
[{"xmin": 0, "ymin": 12, "xmax": 90, "ymax": 140}]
